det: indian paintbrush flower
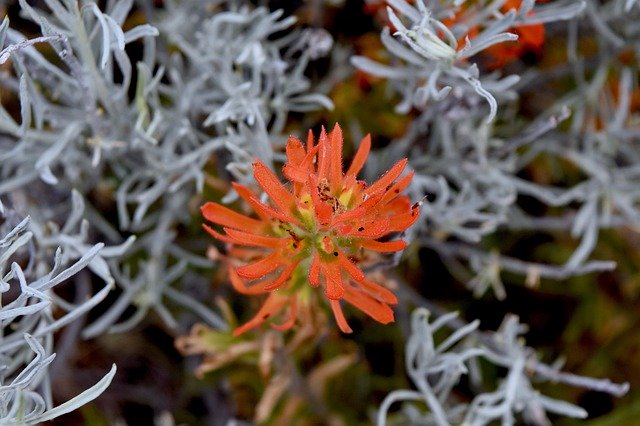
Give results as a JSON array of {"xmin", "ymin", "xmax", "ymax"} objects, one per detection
[{"xmin": 202, "ymin": 124, "xmax": 419, "ymax": 334}]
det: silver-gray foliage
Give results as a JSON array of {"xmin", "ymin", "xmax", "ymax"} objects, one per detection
[
  {"xmin": 0, "ymin": 206, "xmax": 116, "ymax": 425},
  {"xmin": 377, "ymin": 308, "xmax": 629, "ymax": 425},
  {"xmin": 353, "ymin": 0, "xmax": 584, "ymax": 122},
  {"xmin": 0, "ymin": 0, "xmax": 332, "ymax": 340},
  {"xmin": 354, "ymin": 0, "xmax": 640, "ymax": 297},
  {"xmin": 1, "ymin": 0, "xmax": 333, "ymax": 420},
  {"xmin": 355, "ymin": 1, "xmax": 635, "ymax": 423}
]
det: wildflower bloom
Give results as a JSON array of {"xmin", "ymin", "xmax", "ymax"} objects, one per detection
[{"xmin": 202, "ymin": 124, "xmax": 419, "ymax": 334}]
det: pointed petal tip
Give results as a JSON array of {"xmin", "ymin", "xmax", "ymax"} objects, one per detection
[
  {"xmin": 378, "ymin": 313, "xmax": 395, "ymax": 325},
  {"xmin": 201, "ymin": 202, "xmax": 263, "ymax": 232},
  {"xmin": 235, "ymin": 252, "xmax": 281, "ymax": 279},
  {"xmin": 232, "ymin": 323, "xmax": 253, "ymax": 336},
  {"xmin": 200, "ymin": 201, "xmax": 216, "ymax": 215},
  {"xmin": 252, "ymin": 160, "xmax": 297, "ymax": 213}
]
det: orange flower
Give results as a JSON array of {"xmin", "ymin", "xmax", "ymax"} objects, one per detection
[
  {"xmin": 202, "ymin": 124, "xmax": 419, "ymax": 335},
  {"xmin": 444, "ymin": 0, "xmax": 545, "ymax": 69},
  {"xmin": 483, "ymin": 0, "xmax": 545, "ymax": 69}
]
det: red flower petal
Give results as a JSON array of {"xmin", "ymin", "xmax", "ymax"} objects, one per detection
[
  {"xmin": 387, "ymin": 207, "xmax": 420, "ymax": 232},
  {"xmin": 309, "ymin": 253, "xmax": 321, "ymax": 287},
  {"xmin": 359, "ymin": 277, "xmax": 398, "ymax": 304},
  {"xmin": 360, "ymin": 239, "xmax": 407, "ymax": 252},
  {"xmin": 236, "ymin": 252, "xmax": 282, "ymax": 279},
  {"xmin": 384, "ymin": 196, "xmax": 412, "ymax": 216},
  {"xmin": 283, "ymin": 164, "xmax": 309, "ymax": 183},
  {"xmin": 330, "ymin": 205, "xmax": 368, "ymax": 225},
  {"xmin": 271, "ymin": 296, "xmax": 298, "ymax": 331},
  {"xmin": 322, "ymin": 261, "xmax": 345, "ymax": 300},
  {"xmin": 233, "ymin": 293, "xmax": 290, "ymax": 336},
  {"xmin": 345, "ymin": 134, "xmax": 371, "ymax": 179},
  {"xmin": 263, "ymin": 260, "xmax": 300, "ymax": 290},
  {"xmin": 253, "ymin": 161, "xmax": 297, "ymax": 214},
  {"xmin": 331, "ymin": 191, "xmax": 385, "ymax": 225},
  {"xmin": 252, "ymin": 195, "xmax": 300, "ymax": 224},
  {"xmin": 330, "ymin": 299, "xmax": 353, "ymax": 333},
  {"xmin": 305, "ymin": 128, "xmax": 315, "ymax": 151},
  {"xmin": 317, "ymin": 127, "xmax": 330, "ymax": 180},
  {"xmin": 283, "ymin": 143, "xmax": 321, "ymax": 183},
  {"xmin": 379, "ymin": 171, "xmax": 414, "ymax": 206},
  {"xmin": 364, "ymin": 158, "xmax": 408, "ymax": 197},
  {"xmin": 231, "ymin": 182, "xmax": 292, "ymax": 223},
  {"xmin": 201, "ymin": 202, "xmax": 263, "ymax": 233},
  {"xmin": 337, "ymin": 252, "xmax": 365, "ymax": 282},
  {"xmin": 343, "ymin": 285, "xmax": 395, "ymax": 325},
  {"xmin": 232, "ymin": 183, "xmax": 269, "ymax": 221},
  {"xmin": 340, "ymin": 218, "xmax": 389, "ymax": 238},
  {"xmin": 329, "ymin": 124, "xmax": 343, "ymax": 191},
  {"xmin": 229, "ymin": 268, "xmax": 267, "ymax": 295},
  {"xmin": 224, "ymin": 228, "xmax": 286, "ymax": 248},
  {"xmin": 202, "ymin": 224, "xmax": 238, "ymax": 245},
  {"xmin": 286, "ymin": 135, "xmax": 306, "ymax": 166}
]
